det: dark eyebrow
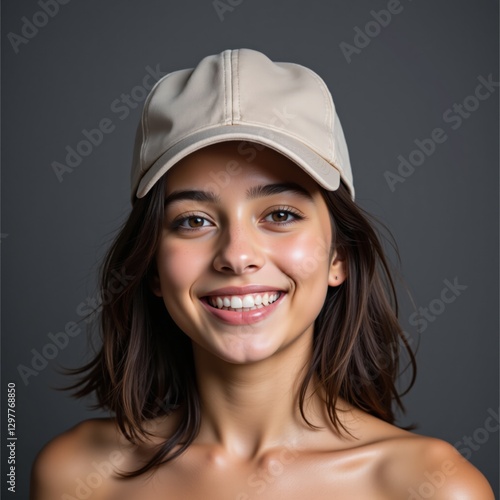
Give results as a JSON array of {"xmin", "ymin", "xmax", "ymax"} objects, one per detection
[
  {"xmin": 246, "ymin": 182, "xmax": 314, "ymax": 201},
  {"xmin": 164, "ymin": 182, "xmax": 313, "ymax": 208},
  {"xmin": 164, "ymin": 190, "xmax": 221, "ymax": 207}
]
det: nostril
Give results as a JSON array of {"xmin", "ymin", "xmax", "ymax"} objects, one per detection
[
  {"xmin": 217, "ymin": 262, "xmax": 260, "ymax": 274},
  {"xmin": 213, "ymin": 246, "xmax": 265, "ymax": 274}
]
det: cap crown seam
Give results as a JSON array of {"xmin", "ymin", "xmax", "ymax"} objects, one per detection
[
  {"xmin": 234, "ymin": 49, "xmax": 241, "ymax": 122},
  {"xmin": 301, "ymin": 66, "xmax": 334, "ymax": 163},
  {"xmin": 139, "ymin": 71, "xmax": 178, "ymax": 177},
  {"xmin": 223, "ymin": 51, "xmax": 228, "ymax": 124}
]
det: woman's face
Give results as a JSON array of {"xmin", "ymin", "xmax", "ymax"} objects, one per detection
[{"xmin": 152, "ymin": 142, "xmax": 346, "ymax": 364}]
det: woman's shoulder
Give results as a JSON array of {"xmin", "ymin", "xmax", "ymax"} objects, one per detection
[
  {"xmin": 31, "ymin": 413, "xmax": 495, "ymax": 499},
  {"xmin": 30, "ymin": 417, "xmax": 129, "ymax": 500},
  {"xmin": 347, "ymin": 410, "xmax": 495, "ymax": 499},
  {"xmin": 381, "ymin": 433, "xmax": 494, "ymax": 499}
]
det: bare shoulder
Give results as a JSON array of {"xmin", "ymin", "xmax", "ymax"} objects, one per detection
[
  {"xmin": 359, "ymin": 416, "xmax": 493, "ymax": 499},
  {"xmin": 339, "ymin": 408, "xmax": 494, "ymax": 499},
  {"xmin": 393, "ymin": 435, "xmax": 494, "ymax": 500},
  {"xmin": 30, "ymin": 418, "xmax": 128, "ymax": 500}
]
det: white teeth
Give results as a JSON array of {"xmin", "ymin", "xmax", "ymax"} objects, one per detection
[
  {"xmin": 207, "ymin": 292, "xmax": 281, "ymax": 310},
  {"xmin": 242, "ymin": 295, "xmax": 254, "ymax": 308},
  {"xmin": 231, "ymin": 296, "xmax": 243, "ymax": 309}
]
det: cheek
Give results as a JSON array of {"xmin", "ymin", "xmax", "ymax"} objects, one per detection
[
  {"xmin": 155, "ymin": 240, "xmax": 208, "ymax": 336},
  {"xmin": 275, "ymin": 230, "xmax": 331, "ymax": 283},
  {"xmin": 156, "ymin": 239, "xmax": 207, "ymax": 298}
]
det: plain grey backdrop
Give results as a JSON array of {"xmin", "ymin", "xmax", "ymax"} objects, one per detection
[{"xmin": 2, "ymin": 0, "xmax": 498, "ymax": 498}]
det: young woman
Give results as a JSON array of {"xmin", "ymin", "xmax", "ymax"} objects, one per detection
[{"xmin": 30, "ymin": 49, "xmax": 494, "ymax": 499}]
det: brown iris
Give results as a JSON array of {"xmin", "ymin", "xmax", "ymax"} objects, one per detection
[
  {"xmin": 187, "ymin": 216, "xmax": 205, "ymax": 228},
  {"xmin": 270, "ymin": 211, "xmax": 289, "ymax": 222}
]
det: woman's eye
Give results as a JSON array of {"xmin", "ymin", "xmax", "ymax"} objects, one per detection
[
  {"xmin": 263, "ymin": 209, "xmax": 302, "ymax": 224},
  {"xmin": 176, "ymin": 216, "xmax": 212, "ymax": 229},
  {"xmin": 269, "ymin": 211, "xmax": 291, "ymax": 222}
]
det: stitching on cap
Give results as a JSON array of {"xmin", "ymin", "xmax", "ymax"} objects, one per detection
[
  {"xmin": 229, "ymin": 50, "xmax": 234, "ymax": 123},
  {"xmin": 301, "ymin": 66, "xmax": 334, "ymax": 162},
  {"xmin": 140, "ymin": 71, "xmax": 176, "ymax": 175},
  {"xmin": 236, "ymin": 50, "xmax": 241, "ymax": 121},
  {"xmin": 223, "ymin": 52, "xmax": 227, "ymax": 123},
  {"xmin": 228, "ymin": 50, "xmax": 232, "ymax": 124}
]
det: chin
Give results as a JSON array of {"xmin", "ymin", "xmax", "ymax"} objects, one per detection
[{"xmin": 200, "ymin": 335, "xmax": 283, "ymax": 365}]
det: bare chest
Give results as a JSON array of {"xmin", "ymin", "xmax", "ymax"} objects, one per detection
[{"xmin": 102, "ymin": 451, "xmax": 389, "ymax": 500}]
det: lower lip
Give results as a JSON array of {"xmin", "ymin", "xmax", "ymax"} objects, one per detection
[{"xmin": 200, "ymin": 293, "xmax": 286, "ymax": 326}]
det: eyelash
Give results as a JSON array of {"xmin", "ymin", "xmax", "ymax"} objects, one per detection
[
  {"xmin": 171, "ymin": 212, "xmax": 213, "ymax": 231},
  {"xmin": 262, "ymin": 206, "xmax": 304, "ymax": 226},
  {"xmin": 171, "ymin": 206, "xmax": 305, "ymax": 232}
]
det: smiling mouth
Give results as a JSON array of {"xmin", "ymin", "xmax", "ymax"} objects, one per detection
[{"xmin": 205, "ymin": 292, "xmax": 282, "ymax": 311}]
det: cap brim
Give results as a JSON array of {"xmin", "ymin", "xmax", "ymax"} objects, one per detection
[{"xmin": 134, "ymin": 124, "xmax": 341, "ymax": 198}]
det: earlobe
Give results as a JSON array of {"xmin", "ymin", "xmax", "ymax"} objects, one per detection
[{"xmin": 328, "ymin": 249, "xmax": 347, "ymax": 287}]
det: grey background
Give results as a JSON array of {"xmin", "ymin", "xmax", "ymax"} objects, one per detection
[{"xmin": 1, "ymin": 0, "xmax": 498, "ymax": 498}]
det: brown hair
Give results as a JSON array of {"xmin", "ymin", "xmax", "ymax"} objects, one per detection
[{"xmin": 69, "ymin": 176, "xmax": 416, "ymax": 478}]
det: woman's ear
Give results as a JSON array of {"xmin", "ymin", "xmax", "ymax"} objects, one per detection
[
  {"xmin": 149, "ymin": 269, "xmax": 163, "ymax": 297},
  {"xmin": 328, "ymin": 247, "xmax": 347, "ymax": 287}
]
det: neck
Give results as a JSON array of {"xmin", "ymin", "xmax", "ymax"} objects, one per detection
[{"xmin": 191, "ymin": 328, "xmax": 332, "ymax": 460}]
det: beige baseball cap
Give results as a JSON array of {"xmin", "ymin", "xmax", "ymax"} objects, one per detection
[{"xmin": 131, "ymin": 48, "xmax": 354, "ymax": 200}]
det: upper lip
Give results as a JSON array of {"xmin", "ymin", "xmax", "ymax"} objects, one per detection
[{"xmin": 202, "ymin": 285, "xmax": 285, "ymax": 297}]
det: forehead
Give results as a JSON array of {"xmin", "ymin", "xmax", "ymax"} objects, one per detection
[{"xmin": 163, "ymin": 141, "xmax": 322, "ymax": 194}]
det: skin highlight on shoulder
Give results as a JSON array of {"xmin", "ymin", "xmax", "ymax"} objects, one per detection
[
  {"xmin": 30, "ymin": 410, "xmax": 494, "ymax": 499},
  {"xmin": 361, "ymin": 429, "xmax": 496, "ymax": 500},
  {"xmin": 30, "ymin": 418, "xmax": 131, "ymax": 500},
  {"xmin": 305, "ymin": 405, "xmax": 495, "ymax": 499}
]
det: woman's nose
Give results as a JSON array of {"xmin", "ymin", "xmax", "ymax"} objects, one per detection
[{"xmin": 212, "ymin": 222, "xmax": 265, "ymax": 275}]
